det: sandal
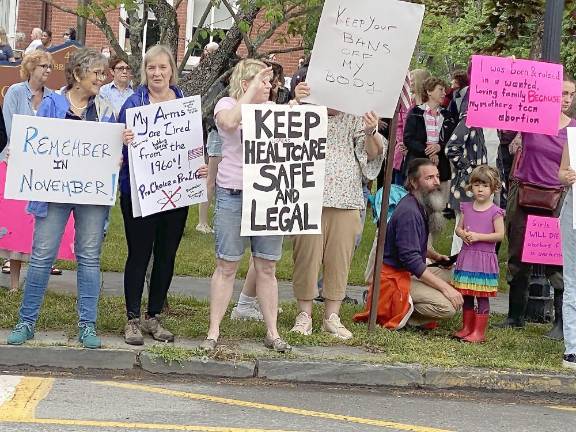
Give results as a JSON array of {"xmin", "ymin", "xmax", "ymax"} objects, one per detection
[
  {"xmin": 199, "ymin": 338, "xmax": 217, "ymax": 352},
  {"xmin": 2, "ymin": 261, "xmax": 10, "ymax": 274},
  {"xmin": 50, "ymin": 267, "xmax": 63, "ymax": 276},
  {"xmin": 263, "ymin": 335, "xmax": 292, "ymax": 353}
]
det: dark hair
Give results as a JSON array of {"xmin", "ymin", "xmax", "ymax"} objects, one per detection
[
  {"xmin": 452, "ymin": 70, "xmax": 469, "ymax": 88},
  {"xmin": 421, "ymin": 77, "xmax": 447, "ymax": 102},
  {"xmin": 405, "ymin": 158, "xmax": 436, "ymax": 192},
  {"xmin": 564, "ymin": 72, "xmax": 576, "ymax": 85},
  {"xmin": 109, "ymin": 55, "xmax": 128, "ymax": 70},
  {"xmin": 67, "ymin": 27, "xmax": 76, "ymax": 41},
  {"xmin": 43, "ymin": 30, "xmax": 52, "ymax": 38}
]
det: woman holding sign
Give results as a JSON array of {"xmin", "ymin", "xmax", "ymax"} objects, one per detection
[
  {"xmin": 119, "ymin": 45, "xmax": 208, "ymax": 346},
  {"xmin": 501, "ymin": 74, "xmax": 576, "ymax": 336},
  {"xmin": 201, "ymin": 59, "xmax": 290, "ymax": 353},
  {"xmin": 7, "ymin": 48, "xmax": 115, "ymax": 349}
]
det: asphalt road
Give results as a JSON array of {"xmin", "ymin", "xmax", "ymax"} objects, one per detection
[{"xmin": 0, "ymin": 373, "xmax": 574, "ymax": 432}]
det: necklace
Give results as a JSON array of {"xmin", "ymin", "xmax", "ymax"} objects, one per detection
[{"xmin": 68, "ymin": 92, "xmax": 87, "ymax": 111}]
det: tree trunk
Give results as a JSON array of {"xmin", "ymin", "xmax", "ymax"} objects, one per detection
[
  {"xmin": 529, "ymin": 13, "xmax": 545, "ymax": 59},
  {"xmin": 178, "ymin": 4, "xmax": 261, "ymax": 116}
]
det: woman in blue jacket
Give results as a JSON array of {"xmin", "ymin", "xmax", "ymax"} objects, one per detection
[{"xmin": 7, "ymin": 48, "xmax": 115, "ymax": 349}]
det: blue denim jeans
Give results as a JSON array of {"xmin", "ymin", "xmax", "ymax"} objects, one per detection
[
  {"xmin": 19, "ymin": 203, "xmax": 108, "ymax": 327},
  {"xmin": 561, "ymin": 190, "xmax": 576, "ymax": 354}
]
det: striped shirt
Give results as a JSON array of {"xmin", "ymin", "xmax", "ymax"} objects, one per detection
[{"xmin": 422, "ymin": 103, "xmax": 443, "ymax": 147}]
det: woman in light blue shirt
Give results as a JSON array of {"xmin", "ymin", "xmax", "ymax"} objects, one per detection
[{"xmin": 1, "ymin": 49, "xmax": 60, "ymax": 291}]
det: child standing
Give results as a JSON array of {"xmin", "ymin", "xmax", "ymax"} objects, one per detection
[{"xmin": 453, "ymin": 166, "xmax": 505, "ymax": 343}]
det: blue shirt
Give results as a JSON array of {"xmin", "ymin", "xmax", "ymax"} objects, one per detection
[
  {"xmin": 383, "ymin": 194, "xmax": 429, "ymax": 278},
  {"xmin": 2, "ymin": 81, "xmax": 52, "ymax": 142},
  {"xmin": 99, "ymin": 81, "xmax": 134, "ymax": 117},
  {"xmin": 0, "ymin": 44, "xmax": 14, "ymax": 62}
]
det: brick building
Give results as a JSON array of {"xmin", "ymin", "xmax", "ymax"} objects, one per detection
[{"xmin": 3, "ymin": 0, "xmax": 304, "ymax": 75}]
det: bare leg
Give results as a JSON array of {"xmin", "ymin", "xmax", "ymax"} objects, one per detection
[
  {"xmin": 253, "ymin": 257, "xmax": 279, "ymax": 339},
  {"xmin": 297, "ymin": 299, "xmax": 313, "ymax": 316},
  {"xmin": 198, "ymin": 156, "xmax": 221, "ymax": 228},
  {"xmin": 241, "ymin": 256, "xmax": 257, "ymax": 297},
  {"xmin": 9, "ymin": 260, "xmax": 22, "ymax": 292},
  {"xmin": 324, "ymin": 299, "xmax": 342, "ymax": 319},
  {"xmin": 207, "ymin": 258, "xmax": 239, "ymax": 341}
]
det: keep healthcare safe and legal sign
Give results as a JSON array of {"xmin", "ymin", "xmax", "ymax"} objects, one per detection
[
  {"xmin": 4, "ymin": 115, "xmax": 124, "ymax": 205},
  {"xmin": 241, "ymin": 104, "xmax": 328, "ymax": 236}
]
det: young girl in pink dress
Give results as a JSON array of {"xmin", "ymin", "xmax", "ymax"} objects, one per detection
[{"xmin": 453, "ymin": 166, "xmax": 505, "ymax": 343}]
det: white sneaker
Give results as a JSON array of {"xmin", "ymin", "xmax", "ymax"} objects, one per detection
[
  {"xmin": 196, "ymin": 223, "xmax": 214, "ymax": 234},
  {"xmin": 230, "ymin": 304, "xmax": 264, "ymax": 321},
  {"xmin": 322, "ymin": 313, "xmax": 353, "ymax": 340},
  {"xmin": 290, "ymin": 312, "xmax": 312, "ymax": 335}
]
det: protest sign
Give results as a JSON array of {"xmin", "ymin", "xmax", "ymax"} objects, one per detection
[
  {"xmin": 4, "ymin": 115, "xmax": 124, "ymax": 205},
  {"xmin": 241, "ymin": 104, "xmax": 328, "ymax": 236},
  {"xmin": 303, "ymin": 0, "xmax": 425, "ymax": 118},
  {"xmin": 126, "ymin": 96, "xmax": 206, "ymax": 217},
  {"xmin": 522, "ymin": 215, "xmax": 563, "ymax": 266},
  {"xmin": 467, "ymin": 55, "xmax": 563, "ymax": 135},
  {"xmin": 0, "ymin": 162, "xmax": 75, "ymax": 260},
  {"xmin": 569, "ymin": 128, "xmax": 576, "ymax": 229}
]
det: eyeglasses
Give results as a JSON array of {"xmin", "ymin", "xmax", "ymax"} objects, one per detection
[
  {"xmin": 37, "ymin": 64, "xmax": 53, "ymax": 70},
  {"xmin": 63, "ymin": 33, "xmax": 70, "ymax": 36},
  {"xmin": 114, "ymin": 66, "xmax": 132, "ymax": 72},
  {"xmin": 89, "ymin": 70, "xmax": 107, "ymax": 80}
]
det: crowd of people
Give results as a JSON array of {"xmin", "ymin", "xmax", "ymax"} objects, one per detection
[{"xmin": 0, "ymin": 33, "xmax": 575, "ymax": 370}]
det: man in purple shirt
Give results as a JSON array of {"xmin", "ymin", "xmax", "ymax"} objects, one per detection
[{"xmin": 386, "ymin": 158, "xmax": 464, "ymax": 326}]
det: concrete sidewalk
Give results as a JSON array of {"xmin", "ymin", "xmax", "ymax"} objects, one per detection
[{"xmin": 0, "ymin": 269, "xmax": 511, "ymax": 314}]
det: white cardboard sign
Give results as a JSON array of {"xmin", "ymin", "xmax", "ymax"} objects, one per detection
[
  {"xmin": 126, "ymin": 96, "xmax": 206, "ymax": 217},
  {"xmin": 4, "ymin": 115, "xmax": 124, "ymax": 205},
  {"xmin": 241, "ymin": 104, "xmax": 328, "ymax": 236},
  {"xmin": 303, "ymin": 0, "xmax": 424, "ymax": 117}
]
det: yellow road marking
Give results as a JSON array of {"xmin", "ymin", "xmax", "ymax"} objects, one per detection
[
  {"xmin": 97, "ymin": 381, "xmax": 453, "ymax": 432},
  {"xmin": 0, "ymin": 418, "xmax": 297, "ymax": 432},
  {"xmin": 0, "ymin": 376, "xmax": 53, "ymax": 420},
  {"xmin": 548, "ymin": 405, "xmax": 576, "ymax": 412}
]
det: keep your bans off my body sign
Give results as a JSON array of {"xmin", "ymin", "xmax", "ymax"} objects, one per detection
[
  {"xmin": 241, "ymin": 105, "xmax": 328, "ymax": 236},
  {"xmin": 303, "ymin": 0, "xmax": 425, "ymax": 117},
  {"xmin": 126, "ymin": 96, "xmax": 207, "ymax": 217}
]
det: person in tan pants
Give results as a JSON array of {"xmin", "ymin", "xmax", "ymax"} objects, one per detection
[{"xmin": 290, "ymin": 94, "xmax": 385, "ymax": 339}]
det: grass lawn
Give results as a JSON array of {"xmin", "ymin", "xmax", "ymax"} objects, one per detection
[
  {"xmin": 0, "ymin": 290, "xmax": 566, "ymax": 372},
  {"xmin": 55, "ymin": 201, "xmax": 510, "ymax": 290}
]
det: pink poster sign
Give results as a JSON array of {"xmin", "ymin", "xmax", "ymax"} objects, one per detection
[
  {"xmin": 522, "ymin": 215, "xmax": 563, "ymax": 266},
  {"xmin": 466, "ymin": 55, "xmax": 563, "ymax": 136},
  {"xmin": 0, "ymin": 162, "xmax": 75, "ymax": 261}
]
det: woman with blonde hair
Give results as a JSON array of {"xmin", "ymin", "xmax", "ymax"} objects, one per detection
[
  {"xmin": 0, "ymin": 28, "xmax": 15, "ymax": 62},
  {"xmin": 201, "ymin": 59, "xmax": 290, "ymax": 352},
  {"xmin": 120, "ymin": 45, "xmax": 208, "ymax": 346},
  {"xmin": 1, "ymin": 49, "xmax": 58, "ymax": 291}
]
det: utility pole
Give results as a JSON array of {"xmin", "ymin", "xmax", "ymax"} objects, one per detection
[{"xmin": 541, "ymin": 0, "xmax": 565, "ymax": 62}]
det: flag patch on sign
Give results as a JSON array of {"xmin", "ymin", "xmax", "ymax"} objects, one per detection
[{"xmin": 188, "ymin": 148, "xmax": 203, "ymax": 160}]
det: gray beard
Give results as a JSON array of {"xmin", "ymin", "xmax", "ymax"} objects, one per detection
[{"xmin": 415, "ymin": 190, "xmax": 446, "ymax": 235}]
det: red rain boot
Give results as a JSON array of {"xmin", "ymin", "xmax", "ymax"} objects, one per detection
[
  {"xmin": 453, "ymin": 309, "xmax": 475, "ymax": 339},
  {"xmin": 462, "ymin": 313, "xmax": 489, "ymax": 343}
]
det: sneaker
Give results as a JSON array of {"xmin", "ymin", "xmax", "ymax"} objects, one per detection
[
  {"xmin": 78, "ymin": 323, "xmax": 101, "ymax": 349},
  {"xmin": 563, "ymin": 354, "xmax": 576, "ymax": 370},
  {"xmin": 263, "ymin": 334, "xmax": 292, "ymax": 353},
  {"xmin": 322, "ymin": 313, "xmax": 353, "ymax": 340},
  {"xmin": 141, "ymin": 315, "xmax": 174, "ymax": 342},
  {"xmin": 7, "ymin": 322, "xmax": 34, "ymax": 345},
  {"xmin": 342, "ymin": 295, "xmax": 359, "ymax": 305},
  {"xmin": 231, "ymin": 304, "xmax": 264, "ymax": 321},
  {"xmin": 124, "ymin": 318, "xmax": 144, "ymax": 346},
  {"xmin": 199, "ymin": 338, "xmax": 217, "ymax": 352},
  {"xmin": 196, "ymin": 223, "xmax": 214, "ymax": 234},
  {"xmin": 290, "ymin": 312, "xmax": 312, "ymax": 336}
]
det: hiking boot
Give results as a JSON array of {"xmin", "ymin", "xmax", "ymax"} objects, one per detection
[
  {"xmin": 263, "ymin": 334, "xmax": 292, "ymax": 353},
  {"xmin": 78, "ymin": 323, "xmax": 101, "ymax": 349},
  {"xmin": 230, "ymin": 304, "xmax": 264, "ymax": 321},
  {"xmin": 7, "ymin": 322, "xmax": 34, "ymax": 345},
  {"xmin": 124, "ymin": 318, "xmax": 144, "ymax": 346},
  {"xmin": 322, "ymin": 313, "xmax": 353, "ymax": 340},
  {"xmin": 141, "ymin": 315, "xmax": 174, "ymax": 342},
  {"xmin": 563, "ymin": 353, "xmax": 576, "ymax": 370},
  {"xmin": 290, "ymin": 311, "xmax": 312, "ymax": 335}
]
